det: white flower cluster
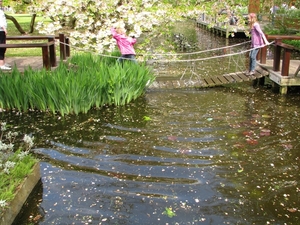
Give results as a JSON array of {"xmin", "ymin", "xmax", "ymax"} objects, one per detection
[
  {"xmin": 0, "ymin": 199, "xmax": 6, "ymax": 207},
  {"xmin": 2, "ymin": 161, "xmax": 16, "ymax": 174},
  {"xmin": 28, "ymin": 0, "xmax": 197, "ymax": 54},
  {"xmin": 23, "ymin": 134, "xmax": 34, "ymax": 149}
]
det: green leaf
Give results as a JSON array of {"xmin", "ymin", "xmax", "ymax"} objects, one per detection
[
  {"xmin": 143, "ymin": 116, "xmax": 151, "ymax": 121},
  {"xmin": 163, "ymin": 207, "xmax": 176, "ymax": 218}
]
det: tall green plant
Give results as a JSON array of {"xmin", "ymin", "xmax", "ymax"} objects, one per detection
[{"xmin": 0, "ymin": 53, "xmax": 155, "ymax": 116}]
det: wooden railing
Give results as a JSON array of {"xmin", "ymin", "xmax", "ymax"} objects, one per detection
[
  {"xmin": 260, "ymin": 35, "xmax": 300, "ymax": 77},
  {"xmin": 0, "ymin": 33, "xmax": 70, "ymax": 70}
]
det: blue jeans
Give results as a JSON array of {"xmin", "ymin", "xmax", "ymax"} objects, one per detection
[
  {"xmin": 117, "ymin": 54, "xmax": 137, "ymax": 64},
  {"xmin": 249, "ymin": 48, "xmax": 259, "ymax": 72}
]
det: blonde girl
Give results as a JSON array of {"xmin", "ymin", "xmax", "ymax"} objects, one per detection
[{"xmin": 248, "ymin": 13, "xmax": 269, "ymax": 75}]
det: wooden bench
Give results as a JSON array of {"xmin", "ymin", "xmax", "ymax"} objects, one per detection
[{"xmin": 0, "ymin": 34, "xmax": 70, "ymax": 70}]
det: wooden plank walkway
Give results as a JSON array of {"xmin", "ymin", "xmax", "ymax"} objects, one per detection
[{"xmin": 149, "ymin": 67, "xmax": 268, "ymax": 89}]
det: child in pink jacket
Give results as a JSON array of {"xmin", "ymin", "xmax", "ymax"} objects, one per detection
[
  {"xmin": 248, "ymin": 13, "xmax": 270, "ymax": 75},
  {"xmin": 111, "ymin": 27, "xmax": 137, "ymax": 63}
]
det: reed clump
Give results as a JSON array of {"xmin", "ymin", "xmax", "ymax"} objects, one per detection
[{"xmin": 0, "ymin": 53, "xmax": 155, "ymax": 116}]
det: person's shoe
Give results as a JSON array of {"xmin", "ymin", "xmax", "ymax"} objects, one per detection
[
  {"xmin": 249, "ymin": 71, "xmax": 255, "ymax": 75},
  {"xmin": 0, "ymin": 65, "xmax": 12, "ymax": 71},
  {"xmin": 4, "ymin": 63, "xmax": 11, "ymax": 68}
]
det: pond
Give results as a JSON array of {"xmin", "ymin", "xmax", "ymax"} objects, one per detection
[{"xmin": 8, "ymin": 23, "xmax": 300, "ymax": 225}]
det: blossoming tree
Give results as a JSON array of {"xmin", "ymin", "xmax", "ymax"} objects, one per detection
[{"xmin": 28, "ymin": 0, "xmax": 202, "ymax": 55}]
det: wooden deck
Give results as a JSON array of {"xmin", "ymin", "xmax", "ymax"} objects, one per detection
[
  {"xmin": 196, "ymin": 13, "xmax": 246, "ymax": 38},
  {"xmin": 257, "ymin": 60, "xmax": 300, "ymax": 94}
]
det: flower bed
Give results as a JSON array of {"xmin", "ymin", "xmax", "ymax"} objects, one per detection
[
  {"xmin": 0, "ymin": 122, "xmax": 39, "ymax": 225},
  {"xmin": 0, "ymin": 162, "xmax": 40, "ymax": 225}
]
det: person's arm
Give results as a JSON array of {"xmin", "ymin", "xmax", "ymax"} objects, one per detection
[
  {"xmin": 130, "ymin": 37, "xmax": 137, "ymax": 45},
  {"xmin": 254, "ymin": 23, "xmax": 270, "ymax": 45},
  {"xmin": 111, "ymin": 27, "xmax": 117, "ymax": 36},
  {"xmin": 0, "ymin": 11, "xmax": 7, "ymax": 35}
]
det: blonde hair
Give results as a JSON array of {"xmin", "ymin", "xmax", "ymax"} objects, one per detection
[
  {"xmin": 116, "ymin": 27, "xmax": 125, "ymax": 35},
  {"xmin": 248, "ymin": 13, "xmax": 257, "ymax": 28}
]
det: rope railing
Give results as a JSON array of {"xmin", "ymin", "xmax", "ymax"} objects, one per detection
[{"xmin": 56, "ymin": 39, "xmax": 274, "ymax": 63}]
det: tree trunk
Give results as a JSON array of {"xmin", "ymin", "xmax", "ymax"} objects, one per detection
[
  {"xmin": 29, "ymin": 14, "xmax": 37, "ymax": 33},
  {"xmin": 5, "ymin": 13, "xmax": 37, "ymax": 35}
]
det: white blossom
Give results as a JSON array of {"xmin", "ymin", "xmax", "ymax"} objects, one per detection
[
  {"xmin": 0, "ymin": 200, "xmax": 7, "ymax": 207},
  {"xmin": 1, "ymin": 122, "xmax": 6, "ymax": 131},
  {"xmin": 23, "ymin": 134, "xmax": 34, "ymax": 149}
]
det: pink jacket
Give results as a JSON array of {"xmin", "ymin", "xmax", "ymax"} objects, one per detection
[
  {"xmin": 250, "ymin": 22, "xmax": 267, "ymax": 48},
  {"xmin": 111, "ymin": 27, "xmax": 137, "ymax": 55}
]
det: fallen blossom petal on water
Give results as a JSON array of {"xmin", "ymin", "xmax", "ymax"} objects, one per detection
[
  {"xmin": 243, "ymin": 131, "xmax": 254, "ymax": 136},
  {"xmin": 282, "ymin": 144, "xmax": 293, "ymax": 150},
  {"xmin": 229, "ymin": 124, "xmax": 241, "ymax": 128},
  {"xmin": 167, "ymin": 136, "xmax": 177, "ymax": 141},
  {"xmin": 233, "ymin": 143, "xmax": 244, "ymax": 149},
  {"xmin": 262, "ymin": 114, "xmax": 272, "ymax": 118},
  {"xmin": 287, "ymin": 208, "xmax": 298, "ymax": 213},
  {"xmin": 260, "ymin": 131, "xmax": 271, "ymax": 136},
  {"xmin": 246, "ymin": 138, "xmax": 258, "ymax": 145}
]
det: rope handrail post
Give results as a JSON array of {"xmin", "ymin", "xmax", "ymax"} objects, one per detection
[
  {"xmin": 59, "ymin": 33, "xmax": 67, "ymax": 60},
  {"xmin": 280, "ymin": 43, "xmax": 294, "ymax": 76},
  {"xmin": 65, "ymin": 37, "xmax": 70, "ymax": 57},
  {"xmin": 47, "ymin": 36, "xmax": 57, "ymax": 67},
  {"xmin": 259, "ymin": 41, "xmax": 267, "ymax": 64},
  {"xmin": 273, "ymin": 38, "xmax": 282, "ymax": 72}
]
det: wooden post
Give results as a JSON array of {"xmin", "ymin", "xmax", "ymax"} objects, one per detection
[
  {"xmin": 273, "ymin": 39, "xmax": 281, "ymax": 72},
  {"xmin": 48, "ymin": 36, "xmax": 57, "ymax": 67},
  {"xmin": 65, "ymin": 37, "xmax": 70, "ymax": 57},
  {"xmin": 42, "ymin": 46, "xmax": 50, "ymax": 70},
  {"xmin": 281, "ymin": 46, "xmax": 293, "ymax": 76},
  {"xmin": 59, "ymin": 33, "xmax": 66, "ymax": 60}
]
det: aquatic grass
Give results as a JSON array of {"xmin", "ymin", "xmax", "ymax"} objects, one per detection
[{"xmin": 0, "ymin": 52, "xmax": 155, "ymax": 115}]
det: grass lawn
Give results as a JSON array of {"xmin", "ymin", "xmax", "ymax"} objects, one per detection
[{"xmin": 6, "ymin": 14, "xmax": 53, "ymax": 57}]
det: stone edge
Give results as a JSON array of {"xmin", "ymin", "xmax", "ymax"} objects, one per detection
[{"xmin": 0, "ymin": 162, "xmax": 41, "ymax": 225}]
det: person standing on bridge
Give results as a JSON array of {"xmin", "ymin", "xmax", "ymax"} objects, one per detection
[
  {"xmin": 111, "ymin": 26, "xmax": 137, "ymax": 64},
  {"xmin": 247, "ymin": 13, "xmax": 270, "ymax": 76},
  {"xmin": 0, "ymin": 0, "xmax": 10, "ymax": 71}
]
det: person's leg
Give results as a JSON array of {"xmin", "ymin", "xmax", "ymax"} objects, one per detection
[
  {"xmin": 249, "ymin": 48, "xmax": 259, "ymax": 72},
  {"xmin": 0, "ymin": 31, "xmax": 5, "ymax": 67},
  {"xmin": 117, "ymin": 56, "xmax": 124, "ymax": 64},
  {"xmin": 123, "ymin": 54, "xmax": 137, "ymax": 63}
]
